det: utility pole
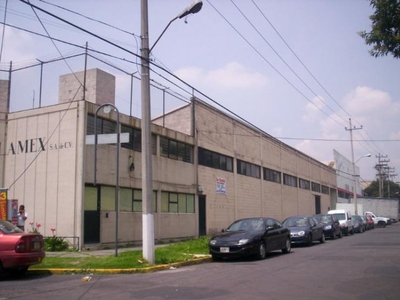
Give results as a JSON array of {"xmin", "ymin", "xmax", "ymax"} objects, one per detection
[
  {"xmin": 140, "ymin": 0, "xmax": 155, "ymax": 264},
  {"xmin": 345, "ymin": 118, "xmax": 362, "ymax": 214},
  {"xmin": 375, "ymin": 154, "xmax": 389, "ymax": 198}
]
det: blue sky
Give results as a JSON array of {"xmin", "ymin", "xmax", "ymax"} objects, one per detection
[{"xmin": 1, "ymin": 0, "xmax": 399, "ymax": 183}]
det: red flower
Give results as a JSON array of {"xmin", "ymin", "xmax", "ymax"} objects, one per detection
[
  {"xmin": 36, "ymin": 223, "xmax": 41, "ymax": 228},
  {"xmin": 51, "ymin": 228, "xmax": 56, "ymax": 232}
]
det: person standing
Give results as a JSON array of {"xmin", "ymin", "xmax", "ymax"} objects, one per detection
[{"xmin": 17, "ymin": 205, "xmax": 28, "ymax": 231}]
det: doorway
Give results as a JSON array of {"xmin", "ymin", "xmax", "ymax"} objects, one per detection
[
  {"xmin": 314, "ymin": 195, "xmax": 321, "ymax": 214},
  {"xmin": 198, "ymin": 195, "xmax": 206, "ymax": 236}
]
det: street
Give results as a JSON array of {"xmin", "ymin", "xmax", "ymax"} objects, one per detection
[{"xmin": 1, "ymin": 224, "xmax": 400, "ymax": 300}]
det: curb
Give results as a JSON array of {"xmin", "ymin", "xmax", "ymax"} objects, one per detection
[{"xmin": 28, "ymin": 257, "xmax": 212, "ymax": 275}]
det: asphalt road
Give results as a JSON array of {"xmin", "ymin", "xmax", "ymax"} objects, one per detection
[{"xmin": 1, "ymin": 224, "xmax": 400, "ymax": 300}]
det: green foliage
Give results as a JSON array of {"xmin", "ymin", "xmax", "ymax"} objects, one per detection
[
  {"xmin": 364, "ymin": 180, "xmax": 400, "ymax": 198},
  {"xmin": 359, "ymin": 0, "xmax": 400, "ymax": 58},
  {"xmin": 44, "ymin": 236, "xmax": 69, "ymax": 252}
]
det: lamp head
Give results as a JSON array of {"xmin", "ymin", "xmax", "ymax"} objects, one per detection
[
  {"xmin": 178, "ymin": 0, "xmax": 203, "ymax": 19},
  {"xmin": 103, "ymin": 105, "xmax": 112, "ymax": 114}
]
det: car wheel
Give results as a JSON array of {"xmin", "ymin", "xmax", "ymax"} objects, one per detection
[
  {"xmin": 345, "ymin": 228, "xmax": 349, "ymax": 236},
  {"xmin": 319, "ymin": 233, "xmax": 325, "ymax": 243},
  {"xmin": 7, "ymin": 267, "xmax": 28, "ymax": 277},
  {"xmin": 0, "ymin": 262, "xmax": 5, "ymax": 278},
  {"xmin": 211, "ymin": 254, "xmax": 222, "ymax": 262},
  {"xmin": 256, "ymin": 242, "xmax": 267, "ymax": 260},
  {"xmin": 306, "ymin": 234, "xmax": 313, "ymax": 247},
  {"xmin": 378, "ymin": 221, "xmax": 386, "ymax": 228},
  {"xmin": 282, "ymin": 237, "xmax": 291, "ymax": 254},
  {"xmin": 338, "ymin": 230, "xmax": 343, "ymax": 238}
]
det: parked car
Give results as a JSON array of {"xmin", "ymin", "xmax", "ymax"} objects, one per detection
[
  {"xmin": 0, "ymin": 220, "xmax": 45, "ymax": 276},
  {"xmin": 314, "ymin": 214, "xmax": 342, "ymax": 239},
  {"xmin": 351, "ymin": 215, "xmax": 365, "ymax": 233},
  {"xmin": 365, "ymin": 214, "xmax": 374, "ymax": 230},
  {"xmin": 360, "ymin": 215, "xmax": 368, "ymax": 231},
  {"xmin": 365, "ymin": 211, "xmax": 390, "ymax": 228},
  {"xmin": 328, "ymin": 209, "xmax": 354, "ymax": 236},
  {"xmin": 282, "ymin": 215, "xmax": 325, "ymax": 246},
  {"xmin": 209, "ymin": 217, "xmax": 291, "ymax": 261}
]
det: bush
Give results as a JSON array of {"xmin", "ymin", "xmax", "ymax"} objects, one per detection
[{"xmin": 44, "ymin": 236, "xmax": 69, "ymax": 251}]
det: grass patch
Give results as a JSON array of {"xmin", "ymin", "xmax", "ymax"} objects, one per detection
[{"xmin": 30, "ymin": 236, "xmax": 210, "ymax": 270}]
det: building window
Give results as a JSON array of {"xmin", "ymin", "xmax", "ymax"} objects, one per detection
[
  {"xmin": 160, "ymin": 137, "xmax": 193, "ymax": 163},
  {"xmin": 312, "ymin": 182, "xmax": 321, "ymax": 193},
  {"xmin": 299, "ymin": 178, "xmax": 310, "ymax": 190},
  {"xmin": 87, "ymin": 115, "xmax": 156, "ymax": 154},
  {"xmin": 263, "ymin": 168, "xmax": 281, "ymax": 183},
  {"xmin": 283, "ymin": 174, "xmax": 297, "ymax": 187},
  {"xmin": 106, "ymin": 187, "xmax": 157, "ymax": 212},
  {"xmin": 198, "ymin": 147, "xmax": 233, "ymax": 172},
  {"xmin": 161, "ymin": 192, "xmax": 195, "ymax": 213},
  {"xmin": 237, "ymin": 159, "xmax": 260, "ymax": 178},
  {"xmin": 322, "ymin": 185, "xmax": 329, "ymax": 195}
]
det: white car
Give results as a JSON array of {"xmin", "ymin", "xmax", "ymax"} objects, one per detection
[{"xmin": 365, "ymin": 211, "xmax": 391, "ymax": 228}]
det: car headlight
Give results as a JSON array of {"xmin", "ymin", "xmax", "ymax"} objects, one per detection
[
  {"xmin": 324, "ymin": 225, "xmax": 332, "ymax": 230},
  {"xmin": 209, "ymin": 239, "xmax": 216, "ymax": 245},
  {"xmin": 238, "ymin": 239, "xmax": 249, "ymax": 245},
  {"xmin": 297, "ymin": 231, "xmax": 305, "ymax": 236}
]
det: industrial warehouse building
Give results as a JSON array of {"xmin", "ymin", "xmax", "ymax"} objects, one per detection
[{"xmin": 0, "ymin": 68, "xmax": 337, "ymax": 249}]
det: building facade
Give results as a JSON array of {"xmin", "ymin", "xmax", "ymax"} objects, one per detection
[{"xmin": 0, "ymin": 69, "xmax": 337, "ymax": 249}]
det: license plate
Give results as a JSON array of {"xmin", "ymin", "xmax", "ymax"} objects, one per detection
[
  {"xmin": 220, "ymin": 247, "xmax": 229, "ymax": 253},
  {"xmin": 33, "ymin": 242, "xmax": 40, "ymax": 250}
]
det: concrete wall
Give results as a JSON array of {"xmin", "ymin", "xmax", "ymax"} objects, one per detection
[
  {"xmin": 193, "ymin": 99, "xmax": 336, "ymax": 234},
  {"xmin": 59, "ymin": 68, "xmax": 115, "ymax": 106},
  {"xmin": 3, "ymin": 101, "xmax": 85, "ymax": 239},
  {"xmin": 357, "ymin": 197, "xmax": 399, "ymax": 219}
]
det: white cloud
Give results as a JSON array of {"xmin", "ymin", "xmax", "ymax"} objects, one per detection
[
  {"xmin": 302, "ymin": 95, "xmax": 326, "ymax": 123},
  {"xmin": 175, "ymin": 62, "xmax": 270, "ymax": 90},
  {"xmin": 2, "ymin": 28, "xmax": 36, "ymax": 64},
  {"xmin": 295, "ymin": 85, "xmax": 400, "ymax": 180}
]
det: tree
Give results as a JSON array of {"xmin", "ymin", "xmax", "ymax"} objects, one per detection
[
  {"xmin": 364, "ymin": 179, "xmax": 400, "ymax": 198},
  {"xmin": 359, "ymin": 0, "xmax": 400, "ymax": 58}
]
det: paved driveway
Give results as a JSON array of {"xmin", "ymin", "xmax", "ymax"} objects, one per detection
[{"xmin": 1, "ymin": 224, "xmax": 400, "ymax": 300}]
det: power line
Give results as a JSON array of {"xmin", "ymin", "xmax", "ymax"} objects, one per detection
[
  {"xmin": 207, "ymin": 0, "xmax": 346, "ymax": 128},
  {"xmin": 231, "ymin": 0, "xmax": 348, "ymax": 125}
]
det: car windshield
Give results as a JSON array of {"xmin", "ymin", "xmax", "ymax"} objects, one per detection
[
  {"xmin": 315, "ymin": 215, "xmax": 331, "ymax": 223},
  {"xmin": 283, "ymin": 217, "xmax": 309, "ymax": 227},
  {"xmin": 0, "ymin": 220, "xmax": 23, "ymax": 234},
  {"xmin": 333, "ymin": 213, "xmax": 346, "ymax": 221},
  {"xmin": 226, "ymin": 219, "xmax": 264, "ymax": 231}
]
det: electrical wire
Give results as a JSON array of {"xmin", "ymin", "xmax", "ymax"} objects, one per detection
[
  {"xmin": 207, "ymin": 0, "xmax": 345, "ymax": 128},
  {"xmin": 0, "ymin": 0, "xmax": 9, "ymax": 62},
  {"xmin": 231, "ymin": 0, "xmax": 348, "ymax": 126}
]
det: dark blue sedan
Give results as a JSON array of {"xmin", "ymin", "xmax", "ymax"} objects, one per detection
[
  {"xmin": 283, "ymin": 215, "xmax": 325, "ymax": 246},
  {"xmin": 209, "ymin": 217, "xmax": 291, "ymax": 261}
]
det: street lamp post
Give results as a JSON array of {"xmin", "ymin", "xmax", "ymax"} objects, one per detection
[
  {"xmin": 140, "ymin": 0, "xmax": 203, "ymax": 264},
  {"xmin": 94, "ymin": 103, "xmax": 120, "ymax": 257}
]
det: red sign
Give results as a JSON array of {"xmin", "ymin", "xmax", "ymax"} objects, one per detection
[{"xmin": 0, "ymin": 190, "xmax": 6, "ymax": 220}]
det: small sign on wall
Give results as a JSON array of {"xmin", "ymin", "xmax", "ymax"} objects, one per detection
[
  {"xmin": 216, "ymin": 177, "xmax": 226, "ymax": 194},
  {"xmin": 0, "ymin": 189, "xmax": 7, "ymax": 220}
]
